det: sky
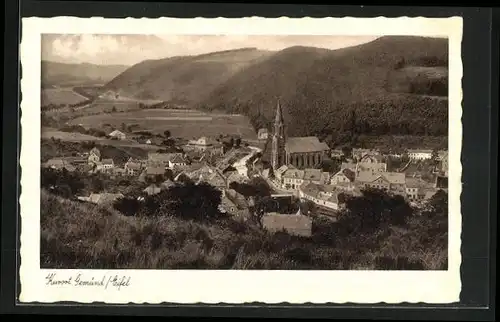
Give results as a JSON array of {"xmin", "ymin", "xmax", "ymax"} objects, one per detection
[{"xmin": 41, "ymin": 34, "xmax": 381, "ymax": 66}]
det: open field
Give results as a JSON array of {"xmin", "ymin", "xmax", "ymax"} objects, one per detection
[
  {"xmin": 41, "ymin": 88, "xmax": 88, "ymax": 106},
  {"xmin": 67, "ymin": 109, "xmax": 258, "ymax": 140},
  {"xmin": 41, "ymin": 129, "xmax": 163, "ymax": 150}
]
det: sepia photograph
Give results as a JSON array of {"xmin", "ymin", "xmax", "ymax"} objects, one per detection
[{"xmin": 20, "ymin": 16, "xmax": 463, "ymax": 304}]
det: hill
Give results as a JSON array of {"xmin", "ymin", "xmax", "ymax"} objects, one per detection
[
  {"xmin": 102, "ymin": 48, "xmax": 273, "ymax": 105},
  {"xmin": 41, "ymin": 61, "xmax": 129, "ymax": 87},
  {"xmin": 196, "ymin": 36, "xmax": 449, "ymax": 144}
]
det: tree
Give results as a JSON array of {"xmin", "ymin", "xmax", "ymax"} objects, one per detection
[
  {"xmin": 121, "ymin": 123, "xmax": 127, "ymax": 132},
  {"xmin": 341, "ymin": 146, "xmax": 352, "ymax": 159},
  {"xmin": 163, "ymin": 130, "xmax": 171, "ymax": 138},
  {"xmin": 234, "ymin": 137, "xmax": 242, "ymax": 147},
  {"xmin": 112, "ymin": 106, "xmax": 117, "ymax": 112}
]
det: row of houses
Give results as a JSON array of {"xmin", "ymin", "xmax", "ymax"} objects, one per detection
[{"xmin": 331, "ymin": 147, "xmax": 449, "ymax": 162}]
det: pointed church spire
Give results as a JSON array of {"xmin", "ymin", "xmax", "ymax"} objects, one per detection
[{"xmin": 275, "ymin": 98, "xmax": 284, "ymax": 125}]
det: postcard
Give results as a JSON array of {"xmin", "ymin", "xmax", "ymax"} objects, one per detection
[{"xmin": 19, "ymin": 16, "xmax": 463, "ymax": 304}]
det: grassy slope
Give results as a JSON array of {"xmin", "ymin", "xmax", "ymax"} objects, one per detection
[
  {"xmin": 41, "ymin": 61, "xmax": 129, "ymax": 87},
  {"xmin": 102, "ymin": 48, "xmax": 273, "ymax": 103},
  {"xmin": 40, "ymin": 189, "xmax": 447, "ymax": 270},
  {"xmin": 196, "ymin": 36, "xmax": 448, "ymax": 138}
]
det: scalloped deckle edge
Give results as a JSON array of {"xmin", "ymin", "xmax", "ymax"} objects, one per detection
[{"xmin": 19, "ymin": 16, "xmax": 463, "ymax": 305}]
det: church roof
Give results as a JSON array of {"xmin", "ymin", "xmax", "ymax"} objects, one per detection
[{"xmin": 285, "ymin": 137, "xmax": 330, "ymax": 154}]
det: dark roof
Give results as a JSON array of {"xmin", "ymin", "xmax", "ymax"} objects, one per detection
[
  {"xmin": 285, "ymin": 137, "xmax": 330, "ymax": 154},
  {"xmin": 435, "ymin": 176, "xmax": 448, "ymax": 189}
]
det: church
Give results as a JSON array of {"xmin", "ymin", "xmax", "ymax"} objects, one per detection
[{"xmin": 271, "ymin": 100, "xmax": 330, "ymax": 170}]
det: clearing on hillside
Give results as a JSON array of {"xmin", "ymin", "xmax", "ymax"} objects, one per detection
[{"xmin": 41, "ymin": 88, "xmax": 88, "ymax": 106}]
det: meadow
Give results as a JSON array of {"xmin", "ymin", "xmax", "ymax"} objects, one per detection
[
  {"xmin": 40, "ymin": 186, "xmax": 448, "ymax": 270},
  {"xmin": 67, "ymin": 109, "xmax": 258, "ymax": 140},
  {"xmin": 41, "ymin": 130, "xmax": 162, "ymax": 151},
  {"xmin": 41, "ymin": 88, "xmax": 88, "ymax": 106}
]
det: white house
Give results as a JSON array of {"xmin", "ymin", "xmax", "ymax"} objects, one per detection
[
  {"xmin": 88, "ymin": 147, "xmax": 101, "ymax": 164},
  {"xmin": 257, "ymin": 128, "xmax": 269, "ymax": 140},
  {"xmin": 109, "ymin": 130, "xmax": 126, "ymax": 140},
  {"xmin": 168, "ymin": 154, "xmax": 188, "ymax": 169},
  {"xmin": 330, "ymin": 168, "xmax": 356, "ymax": 185},
  {"xmin": 101, "ymin": 158, "xmax": 114, "ymax": 171},
  {"xmin": 407, "ymin": 149, "xmax": 433, "ymax": 160}
]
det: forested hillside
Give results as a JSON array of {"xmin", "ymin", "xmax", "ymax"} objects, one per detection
[
  {"xmin": 196, "ymin": 36, "xmax": 448, "ymax": 145},
  {"xmin": 102, "ymin": 48, "xmax": 272, "ymax": 104}
]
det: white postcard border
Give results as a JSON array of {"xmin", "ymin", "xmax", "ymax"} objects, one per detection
[{"xmin": 19, "ymin": 16, "xmax": 463, "ymax": 304}]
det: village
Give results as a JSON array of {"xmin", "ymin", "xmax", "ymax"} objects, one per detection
[{"xmin": 42, "ymin": 100, "xmax": 449, "ymax": 238}]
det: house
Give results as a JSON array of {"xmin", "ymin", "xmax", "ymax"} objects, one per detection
[
  {"xmin": 435, "ymin": 175, "xmax": 448, "ymax": 190},
  {"xmin": 161, "ymin": 179, "xmax": 176, "ymax": 190},
  {"xmin": 298, "ymin": 182, "xmax": 349, "ymax": 211},
  {"xmin": 101, "ymin": 158, "xmax": 114, "ymax": 172},
  {"xmin": 88, "ymin": 147, "xmax": 101, "ymax": 164},
  {"xmin": 219, "ymin": 194, "xmax": 250, "ymax": 219},
  {"xmin": 302, "ymin": 168, "xmax": 330, "ymax": 185},
  {"xmin": 143, "ymin": 184, "xmax": 163, "ymax": 196},
  {"xmin": 88, "ymin": 193, "xmax": 124, "ymax": 206},
  {"xmin": 405, "ymin": 177, "xmax": 429, "ymax": 201},
  {"xmin": 109, "ymin": 130, "xmax": 126, "ymax": 140},
  {"xmin": 187, "ymin": 165, "xmax": 227, "ymax": 191},
  {"xmin": 331, "ymin": 168, "xmax": 356, "ymax": 185},
  {"xmin": 147, "ymin": 152, "xmax": 183, "ymax": 167},
  {"xmin": 168, "ymin": 154, "xmax": 188, "ymax": 169},
  {"xmin": 187, "ymin": 136, "xmax": 219, "ymax": 152},
  {"xmin": 352, "ymin": 148, "xmax": 379, "ymax": 161},
  {"xmin": 355, "ymin": 171, "xmax": 406, "ymax": 195},
  {"xmin": 139, "ymin": 166, "xmax": 166, "ymax": 183},
  {"xmin": 359, "ymin": 154, "xmax": 384, "ymax": 164},
  {"xmin": 282, "ymin": 168, "xmax": 305, "ymax": 190},
  {"xmin": 341, "ymin": 162, "xmax": 357, "ymax": 171},
  {"xmin": 356, "ymin": 161, "xmax": 387, "ymax": 174},
  {"xmin": 113, "ymin": 167, "xmax": 126, "ymax": 176},
  {"xmin": 124, "ymin": 160, "xmax": 142, "ymax": 175},
  {"xmin": 407, "ymin": 149, "xmax": 433, "ymax": 160},
  {"xmin": 440, "ymin": 151, "xmax": 449, "ymax": 176},
  {"xmin": 43, "ymin": 158, "xmax": 76, "ymax": 172},
  {"xmin": 330, "ymin": 149, "xmax": 344, "ymax": 159},
  {"xmin": 257, "ymin": 128, "xmax": 269, "ymax": 140},
  {"xmin": 273, "ymin": 165, "xmax": 289, "ymax": 185},
  {"xmin": 60, "ymin": 156, "xmax": 87, "ymax": 165},
  {"xmin": 261, "ymin": 209, "xmax": 313, "ymax": 237}
]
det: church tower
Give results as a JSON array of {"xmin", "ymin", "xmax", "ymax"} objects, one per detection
[{"xmin": 271, "ymin": 99, "xmax": 286, "ymax": 170}]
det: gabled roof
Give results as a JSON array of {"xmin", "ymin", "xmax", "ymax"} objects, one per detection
[
  {"xmin": 146, "ymin": 166, "xmax": 165, "ymax": 175},
  {"xmin": 303, "ymin": 168, "xmax": 322, "ymax": 181},
  {"xmin": 334, "ymin": 168, "xmax": 356, "ymax": 182},
  {"xmin": 148, "ymin": 152, "xmax": 182, "ymax": 162},
  {"xmin": 382, "ymin": 172, "xmax": 406, "ymax": 185},
  {"xmin": 170, "ymin": 154, "xmax": 186, "ymax": 163},
  {"xmin": 275, "ymin": 165, "xmax": 289, "ymax": 175},
  {"xmin": 109, "ymin": 130, "xmax": 125, "ymax": 136},
  {"xmin": 89, "ymin": 147, "xmax": 101, "ymax": 157},
  {"xmin": 360, "ymin": 154, "xmax": 384, "ymax": 163},
  {"xmin": 341, "ymin": 162, "xmax": 357, "ymax": 171},
  {"xmin": 89, "ymin": 193, "xmax": 124, "ymax": 204},
  {"xmin": 283, "ymin": 168, "xmax": 305, "ymax": 179},
  {"xmin": 125, "ymin": 161, "xmax": 141, "ymax": 170},
  {"xmin": 285, "ymin": 137, "xmax": 330, "ymax": 154},
  {"xmin": 44, "ymin": 158, "xmax": 76, "ymax": 171},
  {"xmin": 101, "ymin": 158, "xmax": 114, "ymax": 165}
]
